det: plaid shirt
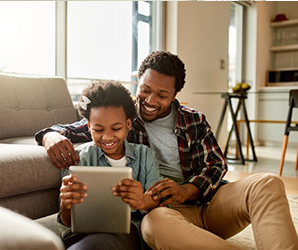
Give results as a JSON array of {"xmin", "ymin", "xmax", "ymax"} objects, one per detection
[{"xmin": 35, "ymin": 99, "xmax": 227, "ymax": 203}]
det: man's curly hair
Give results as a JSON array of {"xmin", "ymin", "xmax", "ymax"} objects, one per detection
[
  {"xmin": 78, "ymin": 80, "xmax": 137, "ymax": 121},
  {"xmin": 138, "ymin": 50, "xmax": 186, "ymax": 93}
]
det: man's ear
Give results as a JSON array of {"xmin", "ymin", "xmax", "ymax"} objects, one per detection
[{"xmin": 172, "ymin": 92, "xmax": 177, "ymax": 102}]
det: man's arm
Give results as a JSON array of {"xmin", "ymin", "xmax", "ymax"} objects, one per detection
[
  {"xmin": 35, "ymin": 119, "xmax": 92, "ymax": 146},
  {"xmin": 35, "ymin": 119, "xmax": 92, "ymax": 169},
  {"xmin": 185, "ymin": 117, "xmax": 227, "ymax": 204}
]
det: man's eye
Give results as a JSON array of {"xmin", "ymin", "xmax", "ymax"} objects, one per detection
[
  {"xmin": 159, "ymin": 95, "xmax": 167, "ymax": 99},
  {"xmin": 112, "ymin": 127, "xmax": 122, "ymax": 131},
  {"xmin": 142, "ymin": 89, "xmax": 149, "ymax": 93}
]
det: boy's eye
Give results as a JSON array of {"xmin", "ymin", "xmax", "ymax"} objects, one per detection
[
  {"xmin": 158, "ymin": 95, "xmax": 167, "ymax": 99},
  {"xmin": 93, "ymin": 129, "xmax": 103, "ymax": 133},
  {"xmin": 112, "ymin": 127, "xmax": 122, "ymax": 131}
]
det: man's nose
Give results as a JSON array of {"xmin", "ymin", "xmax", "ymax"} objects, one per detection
[{"xmin": 145, "ymin": 93, "xmax": 157, "ymax": 105}]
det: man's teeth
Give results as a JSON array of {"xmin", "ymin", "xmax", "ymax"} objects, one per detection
[
  {"xmin": 144, "ymin": 105, "xmax": 157, "ymax": 112},
  {"xmin": 104, "ymin": 142, "xmax": 114, "ymax": 146}
]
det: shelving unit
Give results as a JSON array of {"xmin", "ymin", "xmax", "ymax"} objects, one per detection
[
  {"xmin": 270, "ymin": 18, "xmax": 298, "ymax": 69},
  {"xmin": 271, "ymin": 18, "xmax": 298, "ymax": 28},
  {"xmin": 270, "ymin": 44, "xmax": 298, "ymax": 52}
]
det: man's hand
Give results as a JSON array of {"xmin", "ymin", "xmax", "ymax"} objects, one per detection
[
  {"xmin": 43, "ymin": 132, "xmax": 79, "ymax": 169},
  {"xmin": 146, "ymin": 178, "xmax": 200, "ymax": 206}
]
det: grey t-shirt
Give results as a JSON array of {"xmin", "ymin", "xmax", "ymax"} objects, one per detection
[{"xmin": 143, "ymin": 103, "xmax": 184, "ymax": 183}]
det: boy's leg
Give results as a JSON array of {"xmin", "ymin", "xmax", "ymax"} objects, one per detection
[
  {"xmin": 141, "ymin": 204, "xmax": 241, "ymax": 250},
  {"xmin": 64, "ymin": 223, "xmax": 141, "ymax": 250},
  {"xmin": 203, "ymin": 173, "xmax": 298, "ymax": 250}
]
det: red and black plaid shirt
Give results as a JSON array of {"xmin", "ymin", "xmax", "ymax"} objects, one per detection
[{"xmin": 35, "ymin": 99, "xmax": 227, "ymax": 203}]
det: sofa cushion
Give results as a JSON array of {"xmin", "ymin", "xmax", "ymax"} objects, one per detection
[
  {"xmin": 0, "ymin": 73, "xmax": 78, "ymax": 140},
  {"xmin": 0, "ymin": 144, "xmax": 61, "ymax": 199},
  {"xmin": 0, "ymin": 136, "xmax": 37, "ymax": 145},
  {"xmin": 0, "ymin": 206, "xmax": 64, "ymax": 250}
]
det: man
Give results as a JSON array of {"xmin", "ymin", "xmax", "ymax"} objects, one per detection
[{"xmin": 36, "ymin": 51, "xmax": 298, "ymax": 250}]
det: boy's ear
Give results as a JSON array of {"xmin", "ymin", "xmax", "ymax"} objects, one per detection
[
  {"xmin": 127, "ymin": 119, "xmax": 132, "ymax": 130},
  {"xmin": 87, "ymin": 120, "xmax": 91, "ymax": 131}
]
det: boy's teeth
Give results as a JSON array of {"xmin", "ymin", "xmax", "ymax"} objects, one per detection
[{"xmin": 105, "ymin": 142, "xmax": 114, "ymax": 146}]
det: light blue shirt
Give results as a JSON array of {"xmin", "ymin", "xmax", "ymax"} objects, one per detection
[{"xmin": 62, "ymin": 140, "xmax": 163, "ymax": 191}]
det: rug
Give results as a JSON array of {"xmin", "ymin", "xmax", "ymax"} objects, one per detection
[{"xmin": 227, "ymin": 194, "xmax": 298, "ymax": 249}]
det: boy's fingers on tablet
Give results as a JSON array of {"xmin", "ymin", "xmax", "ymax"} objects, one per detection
[
  {"xmin": 119, "ymin": 179, "xmax": 141, "ymax": 187},
  {"xmin": 60, "ymin": 190, "xmax": 88, "ymax": 200}
]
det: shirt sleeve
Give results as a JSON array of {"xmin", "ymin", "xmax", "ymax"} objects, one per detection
[
  {"xmin": 184, "ymin": 113, "xmax": 227, "ymax": 204},
  {"xmin": 35, "ymin": 118, "xmax": 92, "ymax": 146},
  {"xmin": 144, "ymin": 148, "xmax": 163, "ymax": 191}
]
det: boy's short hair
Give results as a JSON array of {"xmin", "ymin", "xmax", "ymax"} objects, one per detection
[
  {"xmin": 138, "ymin": 50, "xmax": 186, "ymax": 93},
  {"xmin": 78, "ymin": 80, "xmax": 137, "ymax": 121}
]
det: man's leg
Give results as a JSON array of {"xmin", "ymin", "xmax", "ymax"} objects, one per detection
[
  {"xmin": 203, "ymin": 173, "xmax": 298, "ymax": 250},
  {"xmin": 141, "ymin": 204, "xmax": 241, "ymax": 250}
]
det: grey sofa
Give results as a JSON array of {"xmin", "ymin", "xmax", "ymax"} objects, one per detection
[{"xmin": 0, "ymin": 73, "xmax": 79, "ymax": 242}]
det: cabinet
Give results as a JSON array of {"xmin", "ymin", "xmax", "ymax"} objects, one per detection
[{"xmin": 270, "ymin": 19, "xmax": 298, "ymax": 69}]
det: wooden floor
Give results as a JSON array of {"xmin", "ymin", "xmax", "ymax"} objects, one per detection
[
  {"xmin": 225, "ymin": 171, "xmax": 298, "ymax": 195},
  {"xmin": 225, "ymin": 145, "xmax": 298, "ymax": 195}
]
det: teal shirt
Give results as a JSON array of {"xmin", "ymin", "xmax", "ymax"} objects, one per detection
[
  {"xmin": 58, "ymin": 140, "xmax": 163, "ymax": 240},
  {"xmin": 62, "ymin": 140, "xmax": 163, "ymax": 191}
]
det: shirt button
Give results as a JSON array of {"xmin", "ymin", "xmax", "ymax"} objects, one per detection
[
  {"xmin": 15, "ymin": 106, "xmax": 20, "ymax": 111},
  {"xmin": 46, "ymin": 107, "xmax": 50, "ymax": 111}
]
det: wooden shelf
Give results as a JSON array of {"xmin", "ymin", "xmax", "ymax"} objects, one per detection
[
  {"xmin": 271, "ymin": 18, "xmax": 298, "ymax": 28},
  {"xmin": 270, "ymin": 44, "xmax": 298, "ymax": 52}
]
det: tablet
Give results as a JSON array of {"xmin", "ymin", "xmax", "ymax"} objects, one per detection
[{"xmin": 69, "ymin": 166, "xmax": 132, "ymax": 234}]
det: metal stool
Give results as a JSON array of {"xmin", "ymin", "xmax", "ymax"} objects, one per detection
[{"xmin": 278, "ymin": 90, "xmax": 298, "ymax": 176}]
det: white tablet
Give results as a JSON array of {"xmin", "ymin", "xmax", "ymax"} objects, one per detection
[{"xmin": 69, "ymin": 166, "xmax": 132, "ymax": 234}]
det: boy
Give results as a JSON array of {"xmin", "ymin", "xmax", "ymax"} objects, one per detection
[{"xmin": 58, "ymin": 80, "xmax": 162, "ymax": 249}]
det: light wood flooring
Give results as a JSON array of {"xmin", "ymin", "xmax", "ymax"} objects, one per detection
[{"xmin": 225, "ymin": 145, "xmax": 298, "ymax": 195}]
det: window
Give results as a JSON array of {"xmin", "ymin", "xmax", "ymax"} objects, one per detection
[
  {"xmin": 228, "ymin": 2, "xmax": 244, "ymax": 91},
  {"xmin": 67, "ymin": 1, "xmax": 158, "ymax": 101},
  {"xmin": 0, "ymin": 1, "xmax": 55, "ymax": 76},
  {"xmin": 0, "ymin": 1, "xmax": 161, "ymax": 101}
]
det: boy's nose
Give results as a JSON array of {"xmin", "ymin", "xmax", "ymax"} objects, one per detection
[{"xmin": 102, "ymin": 131, "xmax": 113, "ymax": 140}]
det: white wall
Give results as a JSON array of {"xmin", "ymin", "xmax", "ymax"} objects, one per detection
[
  {"xmin": 163, "ymin": 1, "xmax": 298, "ymax": 147},
  {"xmin": 164, "ymin": 2, "xmax": 230, "ymax": 147}
]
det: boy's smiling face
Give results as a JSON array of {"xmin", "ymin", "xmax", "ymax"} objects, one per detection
[{"xmin": 87, "ymin": 106, "xmax": 131, "ymax": 160}]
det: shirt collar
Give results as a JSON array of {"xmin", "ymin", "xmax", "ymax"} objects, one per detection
[{"xmin": 96, "ymin": 140, "xmax": 136, "ymax": 162}]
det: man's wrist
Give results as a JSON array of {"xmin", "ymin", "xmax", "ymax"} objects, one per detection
[{"xmin": 183, "ymin": 183, "xmax": 200, "ymax": 201}]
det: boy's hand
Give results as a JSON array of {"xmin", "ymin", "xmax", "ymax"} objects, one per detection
[
  {"xmin": 60, "ymin": 175, "xmax": 88, "ymax": 210},
  {"xmin": 112, "ymin": 179, "xmax": 144, "ymax": 210}
]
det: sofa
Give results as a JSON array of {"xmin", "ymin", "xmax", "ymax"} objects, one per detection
[{"xmin": 0, "ymin": 73, "xmax": 80, "ymax": 249}]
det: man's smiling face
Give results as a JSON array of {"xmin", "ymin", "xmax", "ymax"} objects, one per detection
[{"xmin": 136, "ymin": 69, "xmax": 177, "ymax": 122}]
